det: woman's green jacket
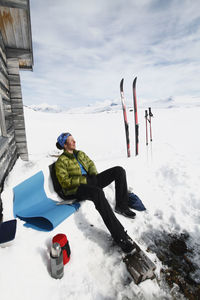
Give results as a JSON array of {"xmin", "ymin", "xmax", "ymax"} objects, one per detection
[{"xmin": 55, "ymin": 150, "xmax": 98, "ymax": 195}]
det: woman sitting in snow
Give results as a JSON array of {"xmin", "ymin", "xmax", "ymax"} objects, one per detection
[{"xmin": 55, "ymin": 132, "xmax": 136, "ymax": 253}]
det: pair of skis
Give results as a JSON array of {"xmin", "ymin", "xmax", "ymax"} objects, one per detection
[{"xmin": 120, "ymin": 77, "xmax": 139, "ymax": 157}]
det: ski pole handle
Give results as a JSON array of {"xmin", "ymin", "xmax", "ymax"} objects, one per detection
[
  {"xmin": 145, "ymin": 110, "xmax": 148, "ymax": 145},
  {"xmin": 148, "ymin": 107, "xmax": 153, "ymax": 117}
]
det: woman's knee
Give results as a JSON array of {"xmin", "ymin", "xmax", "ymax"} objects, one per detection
[
  {"xmin": 76, "ymin": 184, "xmax": 102, "ymax": 201},
  {"xmin": 114, "ymin": 166, "xmax": 126, "ymax": 176}
]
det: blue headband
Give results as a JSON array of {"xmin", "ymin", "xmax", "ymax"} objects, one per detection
[{"xmin": 57, "ymin": 132, "xmax": 71, "ymax": 149}]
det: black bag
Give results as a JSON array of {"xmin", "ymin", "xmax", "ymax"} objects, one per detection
[
  {"xmin": 49, "ymin": 163, "xmax": 70, "ymax": 200},
  {"xmin": 0, "ymin": 197, "xmax": 3, "ymax": 223}
]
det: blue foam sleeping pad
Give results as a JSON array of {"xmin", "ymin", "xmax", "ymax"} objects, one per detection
[{"xmin": 13, "ymin": 171, "xmax": 80, "ymax": 231}]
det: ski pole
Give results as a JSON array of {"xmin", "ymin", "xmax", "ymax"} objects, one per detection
[
  {"xmin": 148, "ymin": 107, "xmax": 153, "ymax": 142},
  {"xmin": 145, "ymin": 110, "xmax": 148, "ymax": 146}
]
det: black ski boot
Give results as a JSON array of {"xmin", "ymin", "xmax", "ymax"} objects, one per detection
[
  {"xmin": 115, "ymin": 207, "xmax": 136, "ymax": 219},
  {"xmin": 115, "ymin": 232, "xmax": 135, "ymax": 253}
]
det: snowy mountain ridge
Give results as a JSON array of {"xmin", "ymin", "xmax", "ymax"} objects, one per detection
[
  {"xmin": 25, "ymin": 96, "xmax": 200, "ymax": 114},
  {"xmin": 24, "ymin": 103, "xmax": 63, "ymax": 113}
]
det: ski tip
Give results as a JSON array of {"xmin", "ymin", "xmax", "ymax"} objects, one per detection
[
  {"xmin": 120, "ymin": 78, "xmax": 124, "ymax": 91},
  {"xmin": 133, "ymin": 77, "xmax": 137, "ymax": 86}
]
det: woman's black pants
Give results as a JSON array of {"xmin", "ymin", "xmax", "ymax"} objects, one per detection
[{"xmin": 75, "ymin": 166, "xmax": 129, "ymax": 242}]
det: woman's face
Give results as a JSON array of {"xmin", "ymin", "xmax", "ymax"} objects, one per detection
[{"xmin": 64, "ymin": 135, "xmax": 76, "ymax": 152}]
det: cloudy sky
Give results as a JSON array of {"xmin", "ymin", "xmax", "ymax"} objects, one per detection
[{"xmin": 20, "ymin": 0, "xmax": 200, "ymax": 108}]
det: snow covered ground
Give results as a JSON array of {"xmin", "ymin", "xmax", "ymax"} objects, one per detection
[{"xmin": 1, "ymin": 101, "xmax": 200, "ymax": 299}]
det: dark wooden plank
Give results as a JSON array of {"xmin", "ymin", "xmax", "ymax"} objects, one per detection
[
  {"xmin": 19, "ymin": 153, "xmax": 28, "ymax": 160},
  {"xmin": 10, "ymin": 114, "xmax": 24, "ymax": 120},
  {"xmin": 0, "ymin": 47, "xmax": 7, "ymax": 66},
  {"xmin": 7, "ymin": 58, "xmax": 19, "ymax": 75},
  {"xmin": 19, "ymin": 2, "xmax": 33, "ymax": 66},
  {"xmin": 0, "ymin": 33, "xmax": 7, "ymax": 63},
  {"xmin": 9, "ymin": 85, "xmax": 22, "ymax": 98},
  {"xmin": 0, "ymin": 150, "xmax": 18, "ymax": 185},
  {"xmin": 17, "ymin": 144, "xmax": 27, "ymax": 152},
  {"xmin": 11, "ymin": 107, "xmax": 24, "ymax": 116},
  {"xmin": 8, "ymin": 140, "xmax": 17, "ymax": 156},
  {"xmin": 0, "ymin": 94, "xmax": 7, "ymax": 136},
  {"xmin": 2, "ymin": 96, "xmax": 11, "ymax": 110},
  {"xmin": 0, "ymin": 91, "xmax": 9, "ymax": 101},
  {"xmin": 16, "ymin": 142, "xmax": 28, "ymax": 161},
  {"xmin": 0, "ymin": 159, "xmax": 9, "ymax": 183},
  {"xmin": 0, "ymin": 90, "xmax": 10, "ymax": 100},
  {"xmin": 16, "ymin": 142, "xmax": 26, "ymax": 149},
  {"xmin": 13, "ymin": 118, "xmax": 25, "ymax": 126},
  {"xmin": 5, "ymin": 117, "xmax": 13, "ymax": 131},
  {"xmin": 0, "ymin": 136, "xmax": 8, "ymax": 158},
  {"xmin": 0, "ymin": 31, "xmax": 6, "ymax": 53},
  {"xmin": 3, "ymin": 104, "xmax": 12, "ymax": 113},
  {"xmin": 14, "ymin": 128, "xmax": 26, "ymax": 135},
  {"xmin": 8, "ymin": 138, "xmax": 17, "ymax": 152},
  {"xmin": 19, "ymin": 7, "xmax": 29, "ymax": 49},
  {"xmin": 7, "ymin": 150, "xmax": 18, "ymax": 172},
  {"xmin": 0, "ymin": 55, "xmax": 8, "ymax": 76},
  {"xmin": 17, "ymin": 150, "xmax": 28, "ymax": 159},
  {"xmin": 10, "ymin": 149, "xmax": 18, "ymax": 167},
  {"xmin": 0, "ymin": 71, "xmax": 9, "ymax": 89},
  {"xmin": 3, "ymin": 102, "xmax": 11, "ymax": 114},
  {"xmin": 7, "ymin": 125, "xmax": 15, "ymax": 135},
  {"xmin": 9, "ymin": 142, "xmax": 18, "ymax": 157},
  {"xmin": 2, "ymin": 97, "xmax": 11, "ymax": 105},
  {"xmin": 15, "ymin": 135, "xmax": 26, "ymax": 142},
  {"xmin": 10, "ymin": 7, "xmax": 24, "ymax": 48},
  {"xmin": 6, "ymin": 129, "xmax": 17, "ymax": 148},
  {"xmin": 13, "ymin": 120, "xmax": 25, "ymax": 129},
  {"xmin": 13, "ymin": 119, "xmax": 25, "ymax": 126},
  {"xmin": 13, "ymin": 122, "xmax": 25, "ymax": 131},
  {"xmin": 11, "ymin": 102, "xmax": 23, "ymax": 109},
  {"xmin": 14, "ymin": 128, "xmax": 28, "ymax": 147},
  {"xmin": 5, "ymin": 111, "xmax": 13, "ymax": 118},
  {"xmin": 0, "ymin": 0, "xmax": 27, "ymax": 10},
  {"xmin": 0, "ymin": 82, "xmax": 9, "ymax": 99},
  {"xmin": 18, "ymin": 62, "xmax": 32, "ymax": 70},
  {"xmin": 8, "ymin": 74, "xmax": 20, "ymax": 85},
  {"xmin": 10, "ymin": 97, "xmax": 22, "ymax": 104},
  {"xmin": 0, "ymin": 7, "xmax": 16, "ymax": 47},
  {"xmin": 0, "ymin": 150, "xmax": 10, "ymax": 173},
  {"xmin": 6, "ymin": 47, "xmax": 31, "ymax": 59},
  {"xmin": 7, "ymin": 64, "xmax": 19, "ymax": 75}
]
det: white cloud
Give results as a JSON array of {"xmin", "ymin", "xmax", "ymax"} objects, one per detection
[{"xmin": 21, "ymin": 0, "xmax": 200, "ymax": 107}]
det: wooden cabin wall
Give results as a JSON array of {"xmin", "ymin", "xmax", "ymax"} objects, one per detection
[
  {"xmin": 7, "ymin": 58, "xmax": 29, "ymax": 161},
  {"xmin": 0, "ymin": 31, "xmax": 28, "ymax": 201},
  {"xmin": 0, "ymin": 2, "xmax": 32, "ymax": 222},
  {"xmin": 0, "ymin": 32, "xmax": 18, "ymax": 195}
]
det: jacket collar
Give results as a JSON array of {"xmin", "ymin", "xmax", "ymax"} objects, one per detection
[{"xmin": 62, "ymin": 149, "xmax": 79, "ymax": 158}]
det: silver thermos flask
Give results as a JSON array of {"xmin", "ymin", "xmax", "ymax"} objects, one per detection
[{"xmin": 50, "ymin": 242, "xmax": 64, "ymax": 279}]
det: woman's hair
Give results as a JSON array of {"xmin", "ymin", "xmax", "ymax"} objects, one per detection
[{"xmin": 56, "ymin": 142, "xmax": 63, "ymax": 150}]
